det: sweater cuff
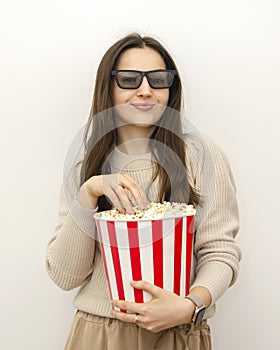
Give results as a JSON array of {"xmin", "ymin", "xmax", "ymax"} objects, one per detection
[
  {"xmin": 191, "ymin": 262, "xmax": 233, "ymax": 307},
  {"xmin": 69, "ymin": 199, "xmax": 98, "ymax": 239}
]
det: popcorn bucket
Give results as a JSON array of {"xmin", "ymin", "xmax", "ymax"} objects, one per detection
[{"xmin": 94, "ymin": 212, "xmax": 195, "ymax": 312}]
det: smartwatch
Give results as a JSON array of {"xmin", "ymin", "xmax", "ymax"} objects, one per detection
[{"xmin": 185, "ymin": 294, "xmax": 206, "ymax": 325}]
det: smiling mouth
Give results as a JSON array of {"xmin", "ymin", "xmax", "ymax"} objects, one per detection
[{"xmin": 131, "ymin": 103, "xmax": 154, "ymax": 112}]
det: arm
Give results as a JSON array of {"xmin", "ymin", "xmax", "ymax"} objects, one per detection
[
  {"xmin": 190, "ymin": 135, "xmax": 242, "ymax": 308},
  {"xmin": 46, "ymin": 185, "xmax": 97, "ymax": 291},
  {"xmin": 46, "ymin": 173, "xmax": 149, "ymax": 291}
]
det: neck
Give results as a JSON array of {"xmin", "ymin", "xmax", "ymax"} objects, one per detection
[{"xmin": 116, "ymin": 126, "xmax": 152, "ymax": 155}]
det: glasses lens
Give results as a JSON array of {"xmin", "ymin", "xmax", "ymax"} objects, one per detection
[
  {"xmin": 116, "ymin": 71, "xmax": 142, "ymax": 88},
  {"xmin": 148, "ymin": 71, "xmax": 175, "ymax": 88}
]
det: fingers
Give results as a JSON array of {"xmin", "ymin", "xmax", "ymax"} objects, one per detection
[
  {"xmin": 111, "ymin": 309, "xmax": 141, "ymax": 325},
  {"xmin": 85, "ymin": 173, "xmax": 149, "ymax": 212},
  {"xmin": 111, "ymin": 280, "xmax": 162, "ymax": 314},
  {"xmin": 110, "ymin": 184, "xmax": 135, "ymax": 213},
  {"xmin": 112, "ymin": 299, "xmax": 143, "ymax": 315},
  {"xmin": 119, "ymin": 174, "xmax": 149, "ymax": 209},
  {"xmin": 112, "ymin": 283, "xmax": 185, "ymax": 332},
  {"xmin": 103, "ymin": 174, "xmax": 149, "ymax": 212},
  {"xmin": 105, "ymin": 187, "xmax": 128, "ymax": 213},
  {"xmin": 133, "ymin": 186, "xmax": 149, "ymax": 210},
  {"xmin": 130, "ymin": 280, "xmax": 163, "ymax": 298}
]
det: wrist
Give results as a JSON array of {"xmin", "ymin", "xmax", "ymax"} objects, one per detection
[
  {"xmin": 179, "ymin": 297, "xmax": 196, "ymax": 324},
  {"xmin": 185, "ymin": 294, "xmax": 207, "ymax": 324},
  {"xmin": 77, "ymin": 184, "xmax": 98, "ymax": 209},
  {"xmin": 189, "ymin": 286, "xmax": 211, "ymax": 308}
]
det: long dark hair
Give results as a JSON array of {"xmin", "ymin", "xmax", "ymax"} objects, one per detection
[{"xmin": 79, "ymin": 33, "xmax": 199, "ymax": 211}]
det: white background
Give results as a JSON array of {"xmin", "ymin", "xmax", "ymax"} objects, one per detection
[{"xmin": 1, "ymin": 0, "xmax": 279, "ymax": 349}]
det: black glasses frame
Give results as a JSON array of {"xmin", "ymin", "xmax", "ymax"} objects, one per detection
[{"xmin": 111, "ymin": 69, "xmax": 177, "ymax": 89}]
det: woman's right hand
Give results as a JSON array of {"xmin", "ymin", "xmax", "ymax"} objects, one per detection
[{"xmin": 80, "ymin": 173, "xmax": 149, "ymax": 213}]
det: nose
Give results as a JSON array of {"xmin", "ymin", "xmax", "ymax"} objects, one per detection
[{"xmin": 136, "ymin": 76, "xmax": 153, "ymax": 97}]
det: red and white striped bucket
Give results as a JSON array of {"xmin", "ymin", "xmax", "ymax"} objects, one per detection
[{"xmin": 94, "ymin": 213, "xmax": 195, "ymax": 312}]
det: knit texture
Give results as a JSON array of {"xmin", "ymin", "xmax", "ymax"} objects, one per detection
[{"xmin": 46, "ymin": 134, "xmax": 241, "ymax": 320}]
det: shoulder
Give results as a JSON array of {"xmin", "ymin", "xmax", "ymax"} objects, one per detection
[
  {"xmin": 201, "ymin": 134, "xmax": 235, "ymax": 184},
  {"xmin": 183, "ymin": 132, "xmax": 231, "ymax": 167},
  {"xmin": 201, "ymin": 134, "xmax": 230, "ymax": 162},
  {"xmin": 183, "ymin": 133, "xmax": 236, "ymax": 189}
]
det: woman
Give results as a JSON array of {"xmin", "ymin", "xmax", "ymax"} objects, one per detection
[{"xmin": 46, "ymin": 33, "xmax": 241, "ymax": 349}]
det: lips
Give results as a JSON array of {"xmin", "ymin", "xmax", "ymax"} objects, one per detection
[{"xmin": 131, "ymin": 103, "xmax": 154, "ymax": 112}]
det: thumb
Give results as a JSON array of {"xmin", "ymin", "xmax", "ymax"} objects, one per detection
[{"xmin": 130, "ymin": 280, "xmax": 162, "ymax": 297}]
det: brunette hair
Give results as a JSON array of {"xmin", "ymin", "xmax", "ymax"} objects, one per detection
[{"xmin": 79, "ymin": 33, "xmax": 199, "ymax": 211}]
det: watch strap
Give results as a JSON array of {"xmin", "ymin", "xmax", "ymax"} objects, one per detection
[
  {"xmin": 185, "ymin": 294, "xmax": 206, "ymax": 324},
  {"xmin": 185, "ymin": 294, "xmax": 205, "ymax": 308}
]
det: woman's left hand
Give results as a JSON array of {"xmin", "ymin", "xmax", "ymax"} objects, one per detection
[{"xmin": 111, "ymin": 280, "xmax": 195, "ymax": 332}]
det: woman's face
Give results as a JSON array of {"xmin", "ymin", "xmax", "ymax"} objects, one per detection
[{"xmin": 112, "ymin": 47, "xmax": 169, "ymax": 134}]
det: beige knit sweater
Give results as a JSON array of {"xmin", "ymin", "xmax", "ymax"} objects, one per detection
[{"xmin": 46, "ymin": 134, "xmax": 242, "ymax": 320}]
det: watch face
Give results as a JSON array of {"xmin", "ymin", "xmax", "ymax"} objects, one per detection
[{"xmin": 195, "ymin": 307, "xmax": 206, "ymax": 324}]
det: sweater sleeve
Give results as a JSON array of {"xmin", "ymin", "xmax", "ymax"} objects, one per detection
[
  {"xmin": 46, "ymin": 185, "xmax": 97, "ymax": 291},
  {"xmin": 189, "ymin": 135, "xmax": 242, "ymax": 306}
]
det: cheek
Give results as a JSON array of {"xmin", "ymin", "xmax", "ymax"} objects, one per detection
[
  {"xmin": 113, "ymin": 86, "xmax": 134, "ymax": 105},
  {"xmin": 157, "ymin": 90, "xmax": 169, "ymax": 105},
  {"xmin": 112, "ymin": 85, "xmax": 120, "ymax": 105}
]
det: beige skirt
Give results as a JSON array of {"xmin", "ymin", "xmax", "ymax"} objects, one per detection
[{"xmin": 64, "ymin": 310, "xmax": 212, "ymax": 350}]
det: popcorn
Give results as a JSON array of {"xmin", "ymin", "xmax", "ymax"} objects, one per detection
[{"xmin": 99, "ymin": 201, "xmax": 196, "ymax": 221}]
